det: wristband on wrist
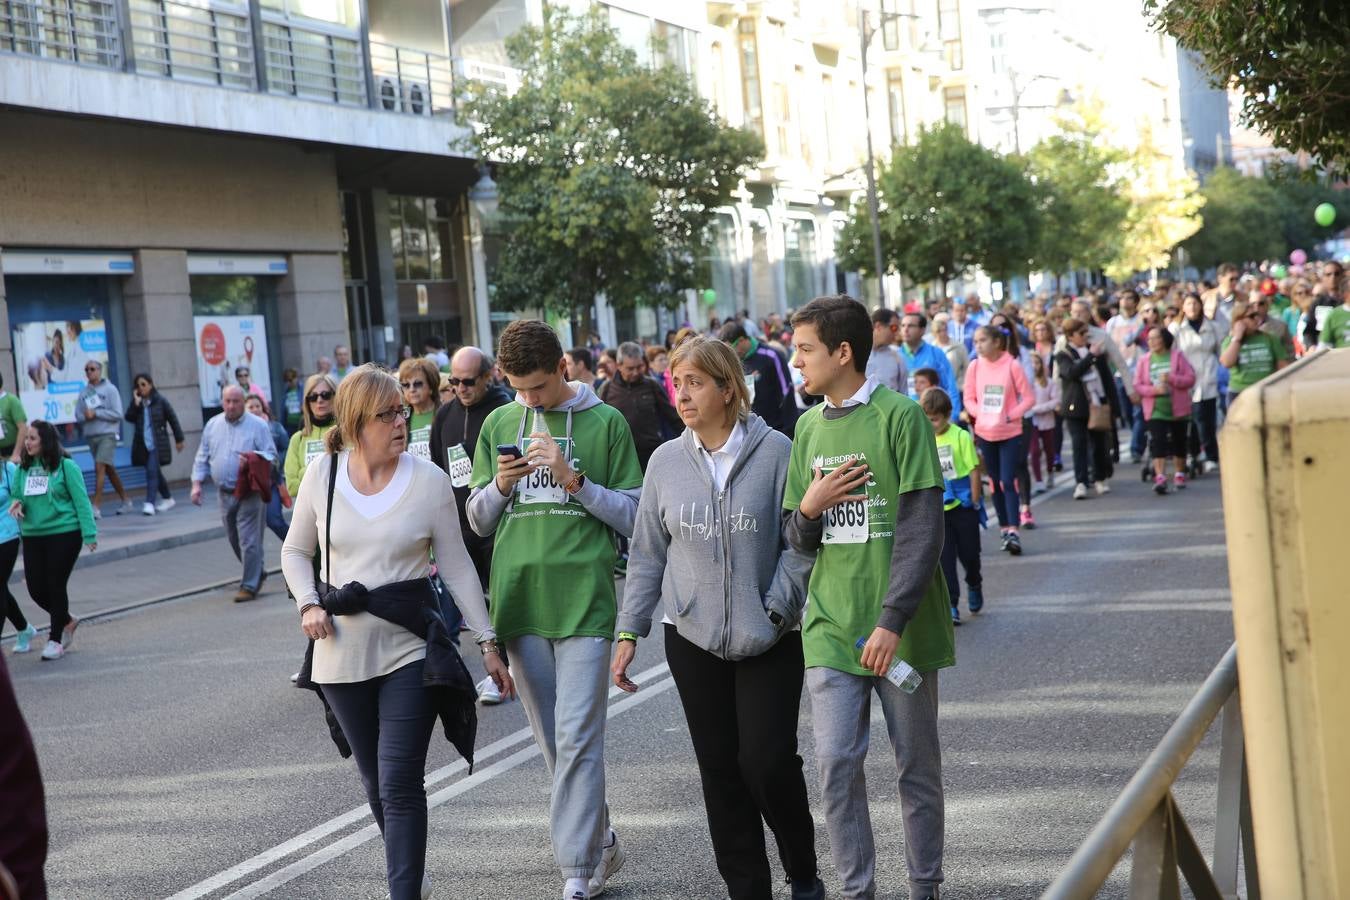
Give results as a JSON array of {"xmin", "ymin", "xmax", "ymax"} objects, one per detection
[
  {"xmin": 478, "ymin": 639, "xmax": 501, "ymax": 655},
  {"xmin": 617, "ymin": 632, "xmax": 639, "ymax": 643},
  {"xmin": 299, "ymin": 602, "xmax": 321, "ymax": 618},
  {"xmin": 563, "ymin": 469, "xmax": 586, "ymax": 495}
]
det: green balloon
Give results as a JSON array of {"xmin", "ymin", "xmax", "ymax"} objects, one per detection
[
  {"xmin": 1271, "ymin": 264, "xmax": 1287, "ymax": 279},
  {"xmin": 702, "ymin": 288, "xmax": 717, "ymax": 305},
  {"xmin": 1315, "ymin": 203, "xmax": 1336, "ymax": 227}
]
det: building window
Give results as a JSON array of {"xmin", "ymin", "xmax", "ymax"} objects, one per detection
[
  {"xmin": 822, "ymin": 72, "xmax": 836, "ymax": 166},
  {"xmin": 794, "ymin": 64, "xmax": 813, "ymax": 167},
  {"xmin": 390, "ymin": 196, "xmax": 455, "ymax": 282},
  {"xmin": 880, "ymin": 0, "xmax": 900, "ymax": 51},
  {"xmin": 937, "ymin": 0, "xmax": 960, "ymax": 41},
  {"xmin": 606, "ymin": 5, "xmax": 651, "ymax": 61},
  {"xmin": 710, "ymin": 41, "xmax": 726, "ymax": 114},
  {"xmin": 945, "ymin": 38, "xmax": 963, "ymax": 70},
  {"xmin": 887, "ymin": 69, "xmax": 906, "ymax": 146},
  {"xmin": 784, "ymin": 218, "xmax": 818, "ymax": 306},
  {"xmin": 989, "ymin": 30, "xmax": 1005, "ymax": 75},
  {"xmin": 261, "ymin": 0, "xmax": 358, "ymax": 29},
  {"xmin": 654, "ymin": 20, "xmax": 696, "ymax": 74},
  {"xmin": 944, "ymin": 86, "xmax": 966, "ymax": 132},
  {"xmin": 739, "ymin": 18, "xmax": 763, "ymax": 138}
]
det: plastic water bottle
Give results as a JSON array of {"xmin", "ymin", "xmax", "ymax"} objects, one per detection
[
  {"xmin": 855, "ymin": 637, "xmax": 923, "ymax": 694},
  {"xmin": 532, "ymin": 405, "xmax": 548, "ymax": 437}
]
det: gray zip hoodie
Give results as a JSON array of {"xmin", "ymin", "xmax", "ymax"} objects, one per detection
[
  {"xmin": 617, "ymin": 414, "xmax": 815, "ymax": 661},
  {"xmin": 75, "ymin": 378, "xmax": 124, "ymax": 438},
  {"xmin": 466, "ymin": 381, "xmax": 641, "ymax": 538}
]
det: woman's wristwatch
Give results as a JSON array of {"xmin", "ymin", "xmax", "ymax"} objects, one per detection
[{"xmin": 478, "ymin": 639, "xmax": 501, "ymax": 655}]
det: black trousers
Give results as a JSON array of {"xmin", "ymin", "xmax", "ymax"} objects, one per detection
[
  {"xmin": 1187, "ymin": 398, "xmax": 1219, "ymax": 464},
  {"xmin": 664, "ymin": 624, "xmax": 818, "ymax": 900},
  {"xmin": 1065, "ymin": 418, "xmax": 1113, "ymax": 486},
  {"xmin": 941, "ymin": 505, "xmax": 982, "ymax": 606},
  {"xmin": 0, "ymin": 538, "xmax": 26, "ymax": 631},
  {"xmin": 22, "ymin": 531, "xmax": 81, "ymax": 636}
]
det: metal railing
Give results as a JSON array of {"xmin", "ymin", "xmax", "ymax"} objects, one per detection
[
  {"xmin": 369, "ymin": 40, "xmax": 453, "ymax": 116},
  {"xmin": 129, "ymin": 0, "xmax": 253, "ymax": 89},
  {"xmin": 261, "ymin": 18, "xmax": 365, "ymax": 106},
  {"xmin": 0, "ymin": 0, "xmax": 121, "ymax": 69},
  {"xmin": 1042, "ymin": 643, "xmax": 1260, "ymax": 899}
]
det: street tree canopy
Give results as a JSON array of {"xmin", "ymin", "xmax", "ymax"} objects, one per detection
[
  {"xmin": 839, "ymin": 122, "xmax": 1041, "ymax": 285},
  {"xmin": 459, "ymin": 9, "xmax": 762, "ymax": 320},
  {"xmin": 1146, "ymin": 0, "xmax": 1350, "ymax": 171}
]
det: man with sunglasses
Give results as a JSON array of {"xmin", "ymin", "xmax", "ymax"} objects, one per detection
[
  {"xmin": 431, "ymin": 346, "xmax": 512, "ymax": 701},
  {"xmin": 75, "ymin": 360, "xmax": 134, "ymax": 518}
]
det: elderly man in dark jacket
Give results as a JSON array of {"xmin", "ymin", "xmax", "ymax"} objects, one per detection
[{"xmin": 598, "ymin": 342, "xmax": 683, "ymax": 472}]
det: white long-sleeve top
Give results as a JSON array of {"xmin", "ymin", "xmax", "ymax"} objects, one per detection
[{"xmin": 282, "ymin": 451, "xmax": 493, "ymax": 684}]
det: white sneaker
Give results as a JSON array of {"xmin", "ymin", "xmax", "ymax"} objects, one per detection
[
  {"xmin": 120, "ymin": 500, "xmax": 137, "ymax": 515},
  {"xmin": 1203, "ymin": 460, "xmax": 1218, "ymax": 474},
  {"xmin": 587, "ymin": 830, "xmax": 625, "ymax": 897},
  {"xmin": 1033, "ymin": 479, "xmax": 1046, "ymax": 494},
  {"xmin": 142, "ymin": 502, "xmax": 156, "ymax": 516},
  {"xmin": 476, "ymin": 675, "xmax": 502, "ymax": 705},
  {"xmin": 1095, "ymin": 480, "xmax": 1111, "ymax": 496},
  {"xmin": 1046, "ymin": 472, "xmax": 1055, "ymax": 490},
  {"xmin": 40, "ymin": 640, "xmax": 64, "ymax": 660},
  {"xmin": 1073, "ymin": 483, "xmax": 1088, "ymax": 500},
  {"xmin": 156, "ymin": 497, "xmax": 177, "ymax": 512},
  {"xmin": 92, "ymin": 506, "xmax": 102, "ymax": 520},
  {"xmin": 563, "ymin": 878, "xmax": 588, "ymax": 900}
]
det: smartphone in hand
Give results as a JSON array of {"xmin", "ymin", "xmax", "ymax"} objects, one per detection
[{"xmin": 496, "ymin": 444, "xmax": 523, "ymax": 461}]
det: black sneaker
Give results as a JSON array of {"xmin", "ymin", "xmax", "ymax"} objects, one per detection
[
  {"xmin": 951, "ymin": 606, "xmax": 962, "ymax": 626},
  {"xmin": 967, "ymin": 587, "xmax": 984, "ymax": 614},
  {"xmin": 1000, "ymin": 533, "xmax": 1012, "ymax": 552},
  {"xmin": 790, "ymin": 876, "xmax": 826, "ymax": 900},
  {"xmin": 1006, "ymin": 532, "xmax": 1023, "ymax": 555}
]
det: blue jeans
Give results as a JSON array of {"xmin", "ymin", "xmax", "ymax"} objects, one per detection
[
  {"xmin": 264, "ymin": 488, "xmax": 288, "ymax": 542},
  {"xmin": 143, "ymin": 450, "xmax": 172, "ymax": 505},
  {"xmin": 976, "ymin": 434, "xmax": 1024, "ymax": 530},
  {"xmin": 322, "ymin": 660, "xmax": 436, "ymax": 900},
  {"xmin": 1117, "ymin": 378, "xmax": 1146, "ymax": 459}
]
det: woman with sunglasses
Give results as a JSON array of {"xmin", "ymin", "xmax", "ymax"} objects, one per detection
[
  {"xmin": 125, "ymin": 373, "xmax": 185, "ymax": 515},
  {"xmin": 285, "ymin": 374, "xmax": 339, "ymax": 499},
  {"xmin": 398, "ymin": 358, "xmax": 442, "ymax": 462},
  {"xmin": 1219, "ymin": 297, "xmax": 1291, "ymax": 406}
]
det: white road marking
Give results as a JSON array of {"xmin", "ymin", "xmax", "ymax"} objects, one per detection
[{"xmin": 168, "ymin": 663, "xmax": 672, "ymax": 900}]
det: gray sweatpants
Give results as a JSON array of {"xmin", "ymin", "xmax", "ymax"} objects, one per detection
[
  {"xmin": 806, "ymin": 666, "xmax": 943, "ymax": 900},
  {"xmin": 218, "ymin": 489, "xmax": 265, "ymax": 592},
  {"xmin": 507, "ymin": 634, "xmax": 612, "ymax": 880}
]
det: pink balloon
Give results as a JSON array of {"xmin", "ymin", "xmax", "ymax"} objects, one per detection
[{"xmin": 1290, "ymin": 249, "xmax": 1308, "ymax": 265}]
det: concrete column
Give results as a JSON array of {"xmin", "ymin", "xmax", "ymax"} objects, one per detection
[
  {"xmin": 0, "ymin": 249, "xmax": 12, "ymax": 398},
  {"xmin": 464, "ymin": 200, "xmax": 493, "ymax": 350},
  {"xmin": 276, "ymin": 253, "xmax": 347, "ymax": 379},
  {"xmin": 363, "ymin": 188, "xmax": 400, "ymax": 365},
  {"xmin": 123, "ymin": 249, "xmax": 200, "ymax": 483}
]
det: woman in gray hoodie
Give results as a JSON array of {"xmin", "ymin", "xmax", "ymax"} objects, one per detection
[{"xmin": 612, "ymin": 336, "xmax": 824, "ymax": 900}]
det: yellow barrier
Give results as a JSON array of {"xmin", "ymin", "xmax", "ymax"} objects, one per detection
[{"xmin": 1220, "ymin": 347, "xmax": 1350, "ymax": 897}]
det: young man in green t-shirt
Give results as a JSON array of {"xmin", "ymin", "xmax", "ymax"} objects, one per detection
[
  {"xmin": 782, "ymin": 295, "xmax": 954, "ymax": 900},
  {"xmin": 466, "ymin": 320, "xmax": 643, "ymax": 900},
  {"xmin": 1317, "ymin": 288, "xmax": 1350, "ymax": 350}
]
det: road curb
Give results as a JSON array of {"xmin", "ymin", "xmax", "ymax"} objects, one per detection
[{"xmin": 8, "ymin": 524, "xmax": 227, "ymax": 585}]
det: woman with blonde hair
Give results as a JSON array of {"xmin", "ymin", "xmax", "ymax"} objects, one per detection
[
  {"xmin": 283, "ymin": 364, "xmax": 511, "ymax": 900},
  {"xmin": 398, "ymin": 357, "xmax": 442, "ymax": 461},
  {"xmin": 284, "ymin": 372, "xmax": 339, "ymax": 497},
  {"xmin": 613, "ymin": 335, "xmax": 823, "ymax": 900}
]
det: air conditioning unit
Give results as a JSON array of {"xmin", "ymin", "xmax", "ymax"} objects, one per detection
[
  {"xmin": 378, "ymin": 76, "xmax": 399, "ymax": 111},
  {"xmin": 403, "ymin": 80, "xmax": 430, "ymax": 116}
]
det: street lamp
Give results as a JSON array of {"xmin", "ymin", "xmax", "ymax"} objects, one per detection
[{"xmin": 985, "ymin": 72, "xmax": 1071, "ymax": 155}]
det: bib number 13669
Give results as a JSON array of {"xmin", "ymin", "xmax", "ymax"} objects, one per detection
[{"xmin": 822, "ymin": 471, "xmax": 869, "ymax": 544}]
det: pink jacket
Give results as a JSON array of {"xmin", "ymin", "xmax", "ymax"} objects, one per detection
[
  {"xmin": 963, "ymin": 351, "xmax": 1034, "ymax": 441},
  {"xmin": 1030, "ymin": 378, "xmax": 1061, "ymax": 431},
  {"xmin": 1133, "ymin": 348, "xmax": 1197, "ymax": 420}
]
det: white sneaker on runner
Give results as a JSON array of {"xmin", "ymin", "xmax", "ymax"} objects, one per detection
[
  {"xmin": 1202, "ymin": 460, "xmax": 1218, "ymax": 474},
  {"xmin": 142, "ymin": 502, "xmax": 156, "ymax": 516},
  {"xmin": 587, "ymin": 830, "xmax": 626, "ymax": 897},
  {"xmin": 476, "ymin": 675, "xmax": 503, "ymax": 705},
  {"xmin": 1073, "ymin": 484, "xmax": 1088, "ymax": 500},
  {"xmin": 1095, "ymin": 480, "xmax": 1111, "ymax": 496},
  {"xmin": 40, "ymin": 640, "xmax": 64, "ymax": 661},
  {"xmin": 156, "ymin": 497, "xmax": 177, "ymax": 512}
]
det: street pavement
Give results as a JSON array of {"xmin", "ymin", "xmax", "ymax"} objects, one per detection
[{"xmin": 9, "ymin": 466, "xmax": 1236, "ymax": 899}]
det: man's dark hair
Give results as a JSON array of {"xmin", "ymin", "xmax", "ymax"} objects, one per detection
[
  {"xmin": 1120, "ymin": 289, "xmax": 1140, "ymax": 305},
  {"xmin": 919, "ymin": 387, "xmax": 952, "ymax": 418},
  {"xmin": 871, "ymin": 308, "xmax": 898, "ymax": 326},
  {"xmin": 913, "ymin": 367, "xmax": 941, "ymax": 386},
  {"xmin": 603, "ymin": 347, "xmax": 618, "ymax": 362},
  {"xmin": 901, "ymin": 311, "xmax": 928, "ymax": 329},
  {"xmin": 497, "ymin": 320, "xmax": 563, "ymax": 376},
  {"xmin": 717, "ymin": 321, "xmax": 749, "ymax": 344},
  {"xmin": 424, "ymin": 335, "xmax": 447, "ymax": 351},
  {"xmin": 790, "ymin": 295, "xmax": 872, "ymax": 373},
  {"xmin": 20, "ymin": 420, "xmax": 66, "ymax": 472},
  {"xmin": 567, "ymin": 347, "xmax": 594, "ymax": 373},
  {"xmin": 1217, "ymin": 262, "xmax": 1239, "ymax": 278}
]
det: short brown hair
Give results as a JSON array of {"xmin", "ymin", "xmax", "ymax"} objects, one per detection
[
  {"xmin": 790, "ymin": 295, "xmax": 872, "ymax": 373},
  {"xmin": 1062, "ymin": 318, "xmax": 1088, "ymax": 339},
  {"xmin": 397, "ymin": 357, "xmax": 443, "ymax": 410},
  {"xmin": 645, "ymin": 345, "xmax": 668, "ymax": 364},
  {"xmin": 668, "ymin": 335, "xmax": 751, "ymax": 422},
  {"xmin": 498, "ymin": 320, "xmax": 563, "ymax": 376},
  {"xmin": 919, "ymin": 387, "xmax": 952, "ymax": 418},
  {"xmin": 326, "ymin": 364, "xmax": 402, "ymax": 453}
]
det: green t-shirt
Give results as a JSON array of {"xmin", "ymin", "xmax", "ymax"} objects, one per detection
[
  {"xmin": 0, "ymin": 393, "xmax": 26, "ymax": 451},
  {"xmin": 1222, "ymin": 332, "xmax": 1288, "ymax": 394},
  {"xmin": 284, "ymin": 424, "xmax": 336, "ymax": 497},
  {"xmin": 783, "ymin": 387, "xmax": 955, "ymax": 675},
  {"xmin": 1148, "ymin": 353, "xmax": 1172, "ymax": 420},
  {"xmin": 470, "ymin": 401, "xmax": 643, "ymax": 641},
  {"xmin": 933, "ymin": 423, "xmax": 979, "ymax": 512},
  {"xmin": 1321, "ymin": 306, "xmax": 1350, "ymax": 348},
  {"xmin": 407, "ymin": 410, "xmax": 435, "ymax": 462}
]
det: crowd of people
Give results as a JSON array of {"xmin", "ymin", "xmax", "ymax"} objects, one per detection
[{"xmin": 3, "ymin": 254, "xmax": 1346, "ymax": 900}]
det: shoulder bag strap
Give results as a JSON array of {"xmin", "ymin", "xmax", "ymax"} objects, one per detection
[{"xmin": 325, "ymin": 451, "xmax": 337, "ymax": 591}]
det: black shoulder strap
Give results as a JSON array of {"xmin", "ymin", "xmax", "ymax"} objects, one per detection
[{"xmin": 325, "ymin": 451, "xmax": 337, "ymax": 591}]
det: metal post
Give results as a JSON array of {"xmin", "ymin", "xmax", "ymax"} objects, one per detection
[
  {"xmin": 1213, "ymin": 691, "xmax": 1244, "ymax": 898},
  {"xmin": 248, "ymin": 0, "xmax": 269, "ymax": 93},
  {"xmin": 1130, "ymin": 797, "xmax": 1181, "ymax": 900},
  {"xmin": 858, "ymin": 10, "xmax": 887, "ymax": 308}
]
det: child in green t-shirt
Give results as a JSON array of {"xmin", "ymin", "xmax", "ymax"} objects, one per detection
[
  {"xmin": 782, "ymin": 296, "xmax": 952, "ymax": 900},
  {"xmin": 920, "ymin": 387, "xmax": 984, "ymax": 626},
  {"xmin": 465, "ymin": 320, "xmax": 642, "ymax": 900}
]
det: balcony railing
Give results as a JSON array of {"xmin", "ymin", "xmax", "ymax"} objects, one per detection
[
  {"xmin": 0, "ymin": 0, "xmax": 121, "ymax": 70},
  {"xmin": 262, "ymin": 19, "xmax": 365, "ymax": 106},
  {"xmin": 129, "ymin": 0, "xmax": 254, "ymax": 89},
  {"xmin": 369, "ymin": 40, "xmax": 453, "ymax": 116}
]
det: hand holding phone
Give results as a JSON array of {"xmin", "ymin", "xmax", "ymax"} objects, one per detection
[{"xmin": 494, "ymin": 444, "xmax": 532, "ymax": 496}]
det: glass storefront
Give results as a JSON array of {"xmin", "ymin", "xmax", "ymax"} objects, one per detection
[
  {"xmin": 783, "ymin": 217, "xmax": 819, "ymax": 308},
  {"xmin": 389, "ymin": 194, "xmax": 464, "ymax": 353},
  {"xmin": 189, "ymin": 274, "xmax": 282, "ymax": 420}
]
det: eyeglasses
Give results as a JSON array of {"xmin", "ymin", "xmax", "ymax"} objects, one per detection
[
  {"xmin": 306, "ymin": 390, "xmax": 334, "ymax": 403},
  {"xmin": 447, "ymin": 377, "xmax": 478, "ymax": 387},
  {"xmin": 399, "ymin": 379, "xmax": 427, "ymax": 391},
  {"xmin": 373, "ymin": 405, "xmax": 411, "ymax": 424}
]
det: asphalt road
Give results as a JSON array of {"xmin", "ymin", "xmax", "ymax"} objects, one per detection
[{"xmin": 11, "ymin": 467, "xmax": 1236, "ymax": 899}]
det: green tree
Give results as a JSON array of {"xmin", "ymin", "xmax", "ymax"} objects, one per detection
[
  {"xmin": 1265, "ymin": 163, "xmax": 1350, "ymax": 255},
  {"xmin": 459, "ymin": 9, "xmax": 762, "ymax": 321},
  {"xmin": 839, "ymin": 122, "xmax": 1041, "ymax": 287},
  {"xmin": 1179, "ymin": 168, "xmax": 1284, "ymax": 269},
  {"xmin": 1146, "ymin": 0, "xmax": 1350, "ymax": 170},
  {"xmin": 1103, "ymin": 126, "xmax": 1204, "ymax": 280}
]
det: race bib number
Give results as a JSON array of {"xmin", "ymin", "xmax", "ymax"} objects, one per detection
[
  {"xmin": 0, "ymin": 420, "xmax": 6, "ymax": 441},
  {"xmin": 821, "ymin": 468, "xmax": 869, "ymax": 544},
  {"xmin": 981, "ymin": 384, "xmax": 1005, "ymax": 416},
  {"xmin": 516, "ymin": 438, "xmax": 573, "ymax": 506},
  {"xmin": 744, "ymin": 373, "xmax": 757, "ymax": 406},
  {"xmin": 303, "ymin": 439, "xmax": 325, "ymax": 467},
  {"xmin": 938, "ymin": 444, "xmax": 957, "ymax": 480},
  {"xmin": 84, "ymin": 393, "xmax": 102, "ymax": 410},
  {"xmin": 285, "ymin": 392, "xmax": 302, "ymax": 416},
  {"xmin": 446, "ymin": 444, "xmax": 472, "ymax": 488},
  {"xmin": 25, "ymin": 473, "xmax": 49, "ymax": 496},
  {"xmin": 408, "ymin": 425, "xmax": 432, "ymax": 461}
]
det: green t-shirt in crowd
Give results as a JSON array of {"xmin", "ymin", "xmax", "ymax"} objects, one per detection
[
  {"xmin": 933, "ymin": 422, "xmax": 979, "ymax": 512},
  {"xmin": 284, "ymin": 423, "xmax": 336, "ymax": 497},
  {"xmin": 783, "ymin": 386, "xmax": 955, "ymax": 676},
  {"xmin": 0, "ymin": 393, "xmax": 26, "ymax": 451},
  {"xmin": 407, "ymin": 410, "xmax": 435, "ymax": 462},
  {"xmin": 1222, "ymin": 332, "xmax": 1288, "ymax": 394},
  {"xmin": 470, "ymin": 401, "xmax": 643, "ymax": 641},
  {"xmin": 1321, "ymin": 306, "xmax": 1350, "ymax": 348},
  {"xmin": 15, "ymin": 458, "xmax": 98, "ymax": 543},
  {"xmin": 1149, "ymin": 352, "xmax": 1172, "ymax": 420}
]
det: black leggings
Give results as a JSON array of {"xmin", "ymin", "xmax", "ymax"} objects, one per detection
[
  {"xmin": 0, "ymin": 538, "xmax": 26, "ymax": 631},
  {"xmin": 23, "ymin": 531, "xmax": 82, "ymax": 636}
]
